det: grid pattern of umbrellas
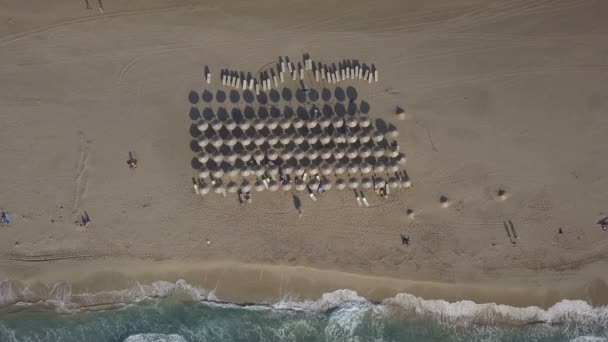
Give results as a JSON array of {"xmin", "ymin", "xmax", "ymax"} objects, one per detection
[{"xmin": 192, "ymin": 101, "xmax": 410, "ymax": 196}]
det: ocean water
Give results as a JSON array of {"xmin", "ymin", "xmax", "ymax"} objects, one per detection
[{"xmin": 1, "ymin": 280, "xmax": 607, "ymax": 342}]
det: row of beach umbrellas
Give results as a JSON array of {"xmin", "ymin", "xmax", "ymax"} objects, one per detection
[
  {"xmin": 197, "ymin": 146, "xmax": 404, "ymax": 165},
  {"xmin": 197, "ymin": 129, "xmax": 396, "ymax": 149},
  {"xmin": 198, "ymin": 158, "xmax": 403, "ymax": 180},
  {"xmin": 197, "ymin": 175, "xmax": 408, "ymax": 195},
  {"xmin": 196, "ymin": 115, "xmax": 397, "ymax": 135}
]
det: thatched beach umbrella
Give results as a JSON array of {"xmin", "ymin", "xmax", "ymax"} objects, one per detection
[
  {"xmin": 211, "ymin": 167, "xmax": 224, "ymax": 178},
  {"xmin": 359, "ymin": 146, "xmax": 371, "ymax": 159},
  {"xmin": 199, "ymin": 182, "xmax": 210, "ymax": 195},
  {"xmin": 225, "ymin": 150, "xmax": 238, "ymax": 163},
  {"xmin": 254, "ymin": 180, "xmax": 266, "ymax": 192},
  {"xmin": 334, "ymin": 162, "xmax": 346, "ymax": 175},
  {"xmin": 320, "ymin": 163, "xmax": 333, "ymax": 176},
  {"xmin": 211, "ymin": 151, "xmax": 224, "ymax": 163},
  {"xmin": 333, "ymin": 147, "xmax": 346, "ymax": 160},
  {"xmin": 319, "ymin": 116, "xmax": 331, "ymax": 128},
  {"xmin": 372, "ymin": 131, "xmax": 384, "ymax": 143},
  {"xmin": 345, "ymin": 116, "xmax": 358, "ymax": 128},
  {"xmin": 239, "ymin": 120, "xmax": 251, "ymax": 131},
  {"xmin": 372, "ymin": 146, "xmax": 385, "ymax": 158},
  {"xmin": 240, "ymin": 165, "xmax": 252, "ymax": 177},
  {"xmin": 295, "ymin": 179, "xmax": 307, "ymax": 191},
  {"xmin": 389, "ymin": 146, "xmax": 399, "ymax": 158},
  {"xmin": 279, "ymin": 133, "xmax": 291, "ymax": 145},
  {"xmin": 293, "ymin": 118, "xmax": 305, "ymax": 129},
  {"xmin": 197, "ymin": 120, "xmax": 209, "ymax": 132},
  {"xmin": 319, "ymin": 133, "xmax": 332, "ymax": 145},
  {"xmin": 197, "ymin": 152, "xmax": 210, "ymax": 163},
  {"xmin": 241, "ymin": 179, "xmax": 251, "ymax": 192},
  {"xmin": 395, "ymin": 153, "xmax": 407, "ymax": 165},
  {"xmin": 279, "ymin": 118, "xmax": 291, "ymax": 130},
  {"xmin": 211, "ymin": 135, "xmax": 223, "ymax": 148},
  {"xmin": 359, "ymin": 115, "xmax": 371, "ymax": 128},
  {"xmin": 307, "ymin": 149, "xmax": 319, "ymax": 161},
  {"xmin": 335, "ymin": 178, "xmax": 346, "ymax": 190},
  {"xmin": 306, "ymin": 118, "xmax": 318, "ymax": 129},
  {"xmin": 321, "ymin": 178, "xmax": 332, "ymax": 190},
  {"xmin": 267, "ymin": 134, "xmax": 279, "ymax": 147},
  {"xmin": 253, "ymin": 119, "xmax": 265, "ymax": 130},
  {"xmin": 361, "ymin": 177, "xmax": 372, "ymax": 189},
  {"xmin": 197, "ymin": 135, "xmax": 210, "ymax": 148},
  {"xmin": 331, "ymin": 116, "xmax": 344, "ymax": 128},
  {"xmin": 331, "ymin": 133, "xmax": 344, "ymax": 145},
  {"xmin": 360, "ymin": 162, "xmax": 372, "ymax": 174},
  {"xmin": 280, "ymin": 148, "xmax": 293, "ymax": 161},
  {"xmin": 294, "ymin": 164, "xmax": 306, "ymax": 176},
  {"xmin": 225, "ymin": 119, "xmax": 237, "ymax": 131},
  {"xmin": 268, "ymin": 180, "xmax": 279, "ymax": 192},
  {"xmin": 358, "ymin": 131, "xmax": 371, "ymax": 144},
  {"xmin": 346, "ymin": 147, "xmax": 359, "ymax": 159},
  {"xmin": 308, "ymin": 178, "xmax": 320, "ymax": 190},
  {"xmin": 308, "ymin": 165, "xmax": 320, "ymax": 176},
  {"xmin": 253, "ymin": 134, "xmax": 265, "ymax": 147},
  {"xmin": 387, "ymin": 126, "xmax": 399, "ymax": 139},
  {"xmin": 293, "ymin": 148, "xmax": 306, "ymax": 161},
  {"xmin": 293, "ymin": 133, "xmax": 305, "ymax": 145},
  {"xmin": 211, "ymin": 119, "xmax": 223, "ymax": 131},
  {"xmin": 387, "ymin": 159, "xmax": 399, "ymax": 173},
  {"xmin": 318, "ymin": 148, "xmax": 331, "ymax": 161},
  {"xmin": 282, "ymin": 182, "xmax": 292, "ymax": 191},
  {"xmin": 282, "ymin": 164, "xmax": 294, "ymax": 175},
  {"xmin": 348, "ymin": 177, "xmax": 360, "ymax": 189},
  {"xmin": 253, "ymin": 164, "xmax": 265, "ymax": 177},
  {"xmin": 266, "ymin": 118, "xmax": 278, "ymax": 130},
  {"xmin": 374, "ymin": 160, "xmax": 386, "ymax": 173},
  {"xmin": 240, "ymin": 135, "xmax": 252, "ymax": 147},
  {"xmin": 267, "ymin": 163, "xmax": 280, "ymax": 176},
  {"xmin": 226, "ymin": 181, "xmax": 238, "ymax": 193},
  {"xmin": 253, "ymin": 150, "xmax": 265, "ymax": 163},
  {"xmin": 267, "ymin": 149, "xmax": 279, "ymax": 162},
  {"xmin": 225, "ymin": 134, "xmax": 237, "ymax": 147},
  {"xmin": 388, "ymin": 177, "xmax": 399, "ymax": 189},
  {"xmin": 306, "ymin": 132, "xmax": 319, "ymax": 145},
  {"xmin": 198, "ymin": 166, "xmax": 210, "ymax": 179},
  {"xmin": 227, "ymin": 165, "xmax": 239, "ymax": 178},
  {"xmin": 346, "ymin": 132, "xmax": 358, "ymax": 144},
  {"xmin": 375, "ymin": 177, "xmax": 386, "ymax": 188},
  {"xmin": 239, "ymin": 150, "xmax": 252, "ymax": 162},
  {"xmin": 347, "ymin": 162, "xmax": 359, "ymax": 174}
]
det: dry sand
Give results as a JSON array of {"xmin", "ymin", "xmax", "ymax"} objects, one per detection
[{"xmin": 1, "ymin": 0, "xmax": 608, "ymax": 307}]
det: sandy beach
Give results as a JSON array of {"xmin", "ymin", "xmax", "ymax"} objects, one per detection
[{"xmin": 1, "ymin": 0, "xmax": 608, "ymax": 310}]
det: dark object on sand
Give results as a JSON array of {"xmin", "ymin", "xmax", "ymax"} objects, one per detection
[
  {"xmin": 400, "ymin": 234, "xmax": 410, "ymax": 245},
  {"xmin": 127, "ymin": 152, "xmax": 138, "ymax": 169}
]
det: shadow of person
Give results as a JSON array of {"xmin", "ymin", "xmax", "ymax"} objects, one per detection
[{"xmin": 292, "ymin": 193, "xmax": 302, "ymax": 212}]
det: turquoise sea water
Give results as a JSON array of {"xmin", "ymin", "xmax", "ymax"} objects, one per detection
[{"xmin": 1, "ymin": 282, "xmax": 607, "ymax": 342}]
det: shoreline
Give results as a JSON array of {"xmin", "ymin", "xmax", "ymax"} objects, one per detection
[{"xmin": 2, "ymin": 258, "xmax": 608, "ymax": 310}]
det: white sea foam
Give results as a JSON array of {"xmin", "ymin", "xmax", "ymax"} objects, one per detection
[
  {"xmin": 2, "ymin": 278, "xmax": 608, "ymax": 327},
  {"xmin": 123, "ymin": 333, "xmax": 187, "ymax": 342}
]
